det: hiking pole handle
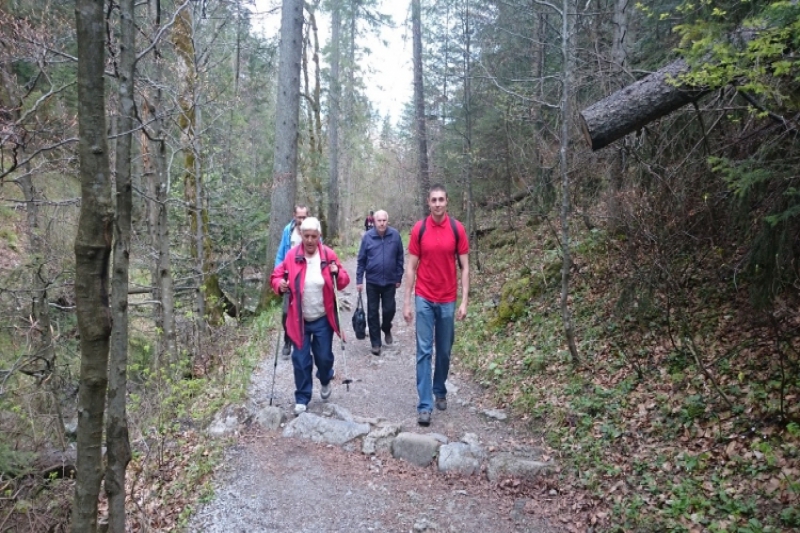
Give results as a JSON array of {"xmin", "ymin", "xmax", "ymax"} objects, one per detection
[{"xmin": 282, "ymin": 270, "xmax": 289, "ymax": 313}]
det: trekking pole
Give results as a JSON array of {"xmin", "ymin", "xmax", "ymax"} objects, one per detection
[
  {"xmin": 269, "ymin": 271, "xmax": 289, "ymax": 406},
  {"xmin": 331, "ymin": 272, "xmax": 352, "ymax": 391}
]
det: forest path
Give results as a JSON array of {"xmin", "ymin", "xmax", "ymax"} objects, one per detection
[{"xmin": 189, "ymin": 255, "xmax": 565, "ymax": 532}]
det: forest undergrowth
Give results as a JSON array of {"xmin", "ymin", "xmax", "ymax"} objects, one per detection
[{"xmin": 457, "ymin": 207, "xmax": 800, "ymax": 532}]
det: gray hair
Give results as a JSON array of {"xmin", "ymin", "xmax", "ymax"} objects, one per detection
[{"xmin": 300, "ymin": 216, "xmax": 322, "ymax": 233}]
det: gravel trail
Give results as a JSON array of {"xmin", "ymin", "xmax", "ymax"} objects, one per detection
[{"xmin": 189, "ymin": 256, "xmax": 566, "ymax": 533}]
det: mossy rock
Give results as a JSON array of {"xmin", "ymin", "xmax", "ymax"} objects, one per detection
[
  {"xmin": 481, "ymin": 228, "xmax": 516, "ymax": 250},
  {"xmin": 492, "ymin": 260, "xmax": 562, "ymax": 326}
]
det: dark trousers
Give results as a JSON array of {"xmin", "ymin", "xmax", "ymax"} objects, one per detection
[{"xmin": 366, "ymin": 282, "xmax": 396, "ymax": 348}]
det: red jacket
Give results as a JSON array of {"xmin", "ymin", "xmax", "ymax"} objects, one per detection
[{"xmin": 271, "ymin": 244, "xmax": 350, "ymax": 348}]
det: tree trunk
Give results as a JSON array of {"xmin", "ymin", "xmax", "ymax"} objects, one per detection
[
  {"xmin": 412, "ymin": 0, "xmax": 430, "ymax": 216},
  {"xmin": 341, "ymin": 1, "xmax": 357, "ymax": 247},
  {"xmin": 172, "ymin": 6, "xmax": 234, "ymax": 327},
  {"xmin": 579, "ymin": 59, "xmax": 706, "ymax": 151},
  {"xmin": 73, "ymin": 0, "xmax": 113, "ymax": 530},
  {"xmin": 106, "ymin": 0, "xmax": 134, "ymax": 528},
  {"xmin": 327, "ymin": 0, "xmax": 341, "ymax": 242},
  {"xmin": 559, "ymin": 0, "xmax": 580, "ymax": 364},
  {"xmin": 143, "ymin": 52, "xmax": 176, "ymax": 366},
  {"xmin": 259, "ymin": 0, "xmax": 304, "ymax": 311},
  {"xmin": 462, "ymin": 2, "xmax": 474, "ymax": 241},
  {"xmin": 142, "ymin": 53, "xmax": 176, "ymax": 367},
  {"xmin": 301, "ymin": 3, "xmax": 325, "ymax": 233},
  {"xmin": 611, "ymin": 0, "xmax": 629, "ymax": 78}
]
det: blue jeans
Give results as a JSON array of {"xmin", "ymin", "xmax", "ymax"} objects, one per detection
[
  {"xmin": 366, "ymin": 283, "xmax": 397, "ymax": 348},
  {"xmin": 414, "ymin": 296, "xmax": 455, "ymax": 413},
  {"xmin": 291, "ymin": 316, "xmax": 335, "ymax": 405}
]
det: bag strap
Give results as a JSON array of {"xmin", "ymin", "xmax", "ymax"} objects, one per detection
[{"xmin": 357, "ymin": 292, "xmax": 364, "ymax": 310}]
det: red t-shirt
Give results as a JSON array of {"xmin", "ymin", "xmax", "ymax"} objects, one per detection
[{"xmin": 408, "ymin": 214, "xmax": 469, "ymax": 303}]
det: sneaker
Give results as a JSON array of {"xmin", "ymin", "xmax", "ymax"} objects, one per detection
[
  {"xmin": 384, "ymin": 332, "xmax": 393, "ymax": 345},
  {"xmin": 281, "ymin": 342, "xmax": 291, "ymax": 359},
  {"xmin": 371, "ymin": 345, "xmax": 381, "ymax": 356},
  {"xmin": 320, "ymin": 383, "xmax": 331, "ymax": 400},
  {"xmin": 417, "ymin": 411, "xmax": 431, "ymax": 427},
  {"xmin": 435, "ymin": 397, "xmax": 447, "ymax": 411},
  {"xmin": 294, "ymin": 404, "xmax": 307, "ymax": 416}
]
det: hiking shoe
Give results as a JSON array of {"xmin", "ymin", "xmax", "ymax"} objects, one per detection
[
  {"xmin": 435, "ymin": 397, "xmax": 447, "ymax": 411},
  {"xmin": 294, "ymin": 404, "xmax": 307, "ymax": 416},
  {"xmin": 384, "ymin": 332, "xmax": 393, "ymax": 345},
  {"xmin": 371, "ymin": 345, "xmax": 381, "ymax": 356},
  {"xmin": 320, "ymin": 383, "xmax": 332, "ymax": 400},
  {"xmin": 417, "ymin": 411, "xmax": 431, "ymax": 426},
  {"xmin": 281, "ymin": 342, "xmax": 291, "ymax": 359}
]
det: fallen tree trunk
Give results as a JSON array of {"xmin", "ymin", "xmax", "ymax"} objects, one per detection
[{"xmin": 579, "ymin": 59, "xmax": 708, "ymax": 151}]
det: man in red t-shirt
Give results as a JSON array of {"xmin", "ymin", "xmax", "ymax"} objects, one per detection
[{"xmin": 403, "ymin": 184, "xmax": 470, "ymax": 427}]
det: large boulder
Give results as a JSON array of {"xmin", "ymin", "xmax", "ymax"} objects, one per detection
[
  {"xmin": 282, "ymin": 412, "xmax": 370, "ymax": 445},
  {"xmin": 391, "ymin": 432, "xmax": 441, "ymax": 467}
]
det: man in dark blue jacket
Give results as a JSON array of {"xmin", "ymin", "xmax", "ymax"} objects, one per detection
[{"xmin": 356, "ymin": 210, "xmax": 404, "ymax": 355}]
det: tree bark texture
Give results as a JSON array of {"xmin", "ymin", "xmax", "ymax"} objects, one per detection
[
  {"xmin": 559, "ymin": 0, "xmax": 580, "ymax": 364},
  {"xmin": 142, "ymin": 56, "xmax": 176, "ymax": 366},
  {"xmin": 260, "ymin": 0, "xmax": 303, "ymax": 310},
  {"xmin": 327, "ymin": 0, "xmax": 341, "ymax": 241},
  {"xmin": 579, "ymin": 59, "xmax": 707, "ymax": 151},
  {"xmin": 73, "ymin": 0, "xmax": 113, "ymax": 531},
  {"xmin": 412, "ymin": 0, "xmax": 430, "ymax": 216},
  {"xmin": 106, "ymin": 0, "xmax": 135, "ymax": 528}
]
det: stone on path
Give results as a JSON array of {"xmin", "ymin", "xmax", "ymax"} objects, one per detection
[
  {"xmin": 282, "ymin": 412, "xmax": 370, "ymax": 445},
  {"xmin": 437, "ymin": 433, "xmax": 486, "ymax": 476},
  {"xmin": 362, "ymin": 423, "xmax": 401, "ymax": 455},
  {"xmin": 254, "ymin": 405, "xmax": 285, "ymax": 431},
  {"xmin": 486, "ymin": 451, "xmax": 553, "ymax": 482},
  {"xmin": 322, "ymin": 402, "xmax": 354, "ymax": 422},
  {"xmin": 413, "ymin": 517, "xmax": 439, "ymax": 531},
  {"xmin": 482, "ymin": 408, "xmax": 508, "ymax": 421},
  {"xmin": 391, "ymin": 432, "xmax": 441, "ymax": 467}
]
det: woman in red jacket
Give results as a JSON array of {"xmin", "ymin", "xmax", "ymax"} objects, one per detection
[{"xmin": 271, "ymin": 217, "xmax": 350, "ymax": 415}]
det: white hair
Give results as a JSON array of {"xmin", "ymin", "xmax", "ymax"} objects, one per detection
[{"xmin": 300, "ymin": 216, "xmax": 322, "ymax": 233}]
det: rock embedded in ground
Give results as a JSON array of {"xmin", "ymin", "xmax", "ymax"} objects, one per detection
[
  {"xmin": 282, "ymin": 412, "xmax": 370, "ymax": 445},
  {"xmin": 254, "ymin": 405, "xmax": 285, "ymax": 431},
  {"xmin": 322, "ymin": 402, "xmax": 355, "ymax": 422},
  {"xmin": 362, "ymin": 423, "xmax": 402, "ymax": 455},
  {"xmin": 438, "ymin": 442, "xmax": 482, "ymax": 475},
  {"xmin": 391, "ymin": 432, "xmax": 442, "ymax": 467},
  {"xmin": 486, "ymin": 451, "xmax": 553, "ymax": 482},
  {"xmin": 482, "ymin": 408, "xmax": 508, "ymax": 421}
]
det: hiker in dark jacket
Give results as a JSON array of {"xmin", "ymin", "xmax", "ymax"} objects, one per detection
[{"xmin": 356, "ymin": 209, "xmax": 404, "ymax": 356}]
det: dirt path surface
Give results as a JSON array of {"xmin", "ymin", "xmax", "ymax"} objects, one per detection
[{"xmin": 189, "ymin": 256, "xmax": 566, "ymax": 533}]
